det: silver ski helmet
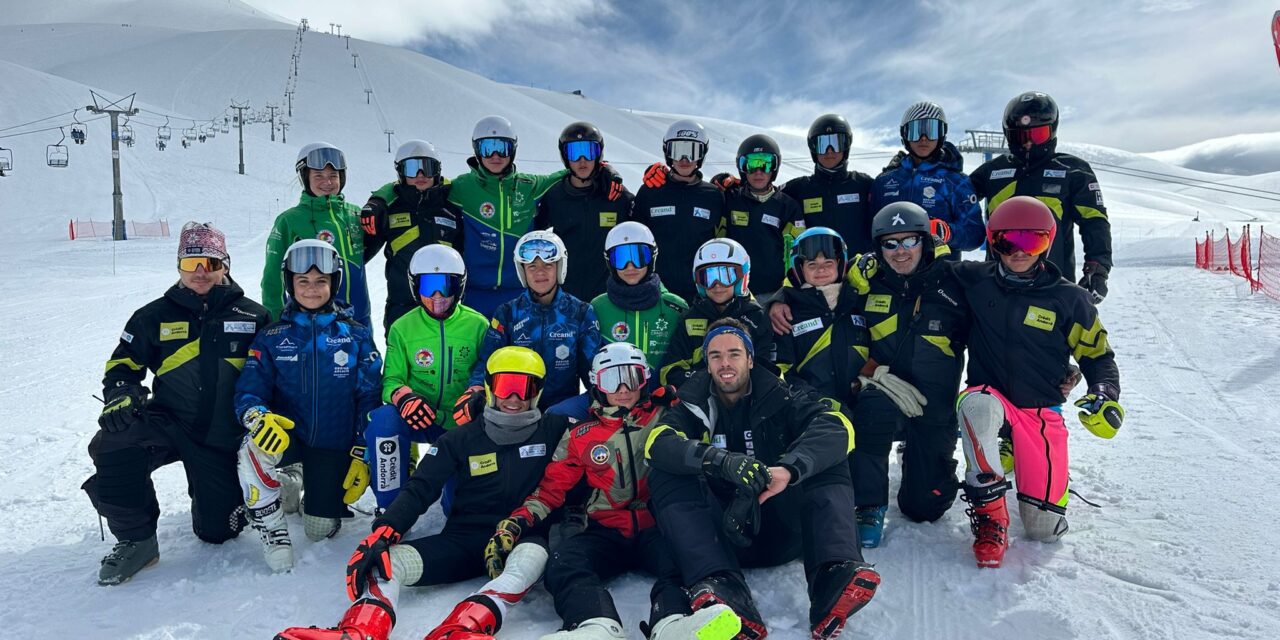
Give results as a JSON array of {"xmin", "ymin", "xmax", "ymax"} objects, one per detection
[
  {"xmin": 296, "ymin": 142, "xmax": 347, "ymax": 195},
  {"xmin": 394, "ymin": 139, "xmax": 442, "ymax": 184},
  {"xmin": 514, "ymin": 229, "xmax": 568, "ymax": 288},
  {"xmin": 282, "ymin": 238, "xmax": 343, "ymax": 307},
  {"xmin": 663, "ymin": 119, "xmax": 709, "ymax": 170},
  {"xmin": 472, "ymin": 115, "xmax": 518, "ymax": 166}
]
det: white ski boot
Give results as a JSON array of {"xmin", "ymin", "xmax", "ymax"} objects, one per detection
[
  {"xmin": 649, "ymin": 604, "xmax": 741, "ymax": 640},
  {"xmin": 249, "ymin": 502, "xmax": 293, "ymax": 572},
  {"xmin": 539, "ymin": 618, "xmax": 626, "ymax": 640}
]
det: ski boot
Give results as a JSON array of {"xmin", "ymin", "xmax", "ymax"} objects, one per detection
[
  {"xmin": 424, "ymin": 596, "xmax": 501, "ymax": 640},
  {"xmin": 248, "ymin": 501, "xmax": 294, "ymax": 572},
  {"xmin": 539, "ymin": 618, "xmax": 626, "ymax": 640},
  {"xmin": 855, "ymin": 506, "xmax": 887, "ymax": 548},
  {"xmin": 275, "ymin": 598, "xmax": 394, "ymax": 640},
  {"xmin": 808, "ymin": 561, "xmax": 880, "ymax": 639},
  {"xmin": 689, "ymin": 573, "xmax": 767, "ymax": 640},
  {"xmin": 965, "ymin": 495, "xmax": 1010, "ymax": 568},
  {"xmin": 97, "ymin": 535, "xmax": 159, "ymax": 586},
  {"xmin": 647, "ymin": 604, "xmax": 741, "ymax": 640}
]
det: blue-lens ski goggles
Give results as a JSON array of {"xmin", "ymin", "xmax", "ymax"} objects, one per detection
[
  {"xmin": 812, "ymin": 133, "xmax": 847, "ymax": 155},
  {"xmin": 399, "ymin": 157, "xmax": 441, "ymax": 179},
  {"xmin": 416, "ymin": 273, "xmax": 462, "ymax": 299},
  {"xmin": 607, "ymin": 243, "xmax": 654, "ymax": 270},
  {"xmin": 696, "ymin": 264, "xmax": 743, "ymax": 290},
  {"xmin": 474, "ymin": 137, "xmax": 514, "ymax": 158},
  {"xmin": 903, "ymin": 118, "xmax": 946, "ymax": 142},
  {"xmin": 562, "ymin": 140, "xmax": 601, "ymax": 162},
  {"xmin": 517, "ymin": 238, "xmax": 562, "ymax": 263}
]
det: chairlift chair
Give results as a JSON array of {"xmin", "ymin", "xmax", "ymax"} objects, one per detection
[
  {"xmin": 206, "ymin": 127, "xmax": 217, "ymax": 139},
  {"xmin": 119, "ymin": 124, "xmax": 135, "ymax": 144},
  {"xmin": 47, "ymin": 128, "xmax": 69, "ymax": 168},
  {"xmin": 183, "ymin": 127, "xmax": 197, "ymax": 142},
  {"xmin": 71, "ymin": 123, "xmax": 87, "ymax": 144},
  {"xmin": 158, "ymin": 116, "xmax": 172, "ymax": 141},
  {"xmin": 0, "ymin": 147, "xmax": 13, "ymax": 172}
]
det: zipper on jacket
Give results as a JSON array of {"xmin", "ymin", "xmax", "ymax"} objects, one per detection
[
  {"xmin": 311, "ymin": 320, "xmax": 319, "ymax": 444},
  {"xmin": 621, "ymin": 421, "xmax": 642, "ymax": 535},
  {"xmin": 435, "ymin": 319, "xmax": 447, "ymax": 416},
  {"xmin": 496, "ymin": 185, "xmax": 508, "ymax": 289}
]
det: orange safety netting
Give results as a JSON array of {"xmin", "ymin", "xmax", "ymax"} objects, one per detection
[
  {"xmin": 69, "ymin": 219, "xmax": 170, "ymax": 240},
  {"xmin": 1257, "ymin": 228, "xmax": 1280, "ymax": 300}
]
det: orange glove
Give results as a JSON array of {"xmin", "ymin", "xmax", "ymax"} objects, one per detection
[
  {"xmin": 643, "ymin": 162, "xmax": 669, "ymax": 189},
  {"xmin": 453, "ymin": 385, "xmax": 485, "ymax": 425},
  {"xmin": 929, "ymin": 218, "xmax": 952, "ymax": 245},
  {"xmin": 710, "ymin": 173, "xmax": 740, "ymax": 191}
]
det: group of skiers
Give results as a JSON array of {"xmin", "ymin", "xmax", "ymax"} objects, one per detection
[{"xmin": 87, "ymin": 89, "xmax": 1124, "ymax": 640}]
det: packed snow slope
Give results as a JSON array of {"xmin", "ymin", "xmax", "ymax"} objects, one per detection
[{"xmin": 1, "ymin": 2, "xmax": 1279, "ymax": 638}]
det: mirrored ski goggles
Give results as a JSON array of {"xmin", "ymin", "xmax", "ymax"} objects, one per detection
[
  {"xmin": 812, "ymin": 133, "xmax": 847, "ymax": 155},
  {"xmin": 562, "ymin": 140, "xmax": 601, "ymax": 162},
  {"xmin": 399, "ymin": 157, "xmax": 441, "ymax": 179},
  {"xmin": 178, "ymin": 256, "xmax": 226, "ymax": 272},
  {"xmin": 517, "ymin": 238, "xmax": 562, "ymax": 263},
  {"xmin": 607, "ymin": 243, "xmax": 654, "ymax": 270},
  {"xmin": 665, "ymin": 139, "xmax": 704, "ymax": 163},
  {"xmin": 302, "ymin": 146, "xmax": 347, "ymax": 171},
  {"xmin": 904, "ymin": 118, "xmax": 946, "ymax": 142},
  {"xmin": 1007, "ymin": 125, "xmax": 1053, "ymax": 146},
  {"xmin": 695, "ymin": 264, "xmax": 744, "ymax": 289},
  {"xmin": 284, "ymin": 244, "xmax": 341, "ymax": 274},
  {"xmin": 738, "ymin": 152, "xmax": 777, "ymax": 174},
  {"xmin": 474, "ymin": 137, "xmax": 514, "ymax": 158},
  {"xmin": 990, "ymin": 229, "xmax": 1052, "ymax": 256},
  {"xmin": 879, "ymin": 234, "xmax": 924, "ymax": 252},
  {"xmin": 487, "ymin": 372, "xmax": 543, "ymax": 401},
  {"xmin": 415, "ymin": 273, "xmax": 462, "ymax": 299},
  {"xmin": 594, "ymin": 363, "xmax": 649, "ymax": 394},
  {"xmin": 793, "ymin": 234, "xmax": 847, "ymax": 265}
]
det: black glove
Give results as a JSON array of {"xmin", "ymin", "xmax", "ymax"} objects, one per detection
[
  {"xmin": 598, "ymin": 161, "xmax": 625, "ymax": 201},
  {"xmin": 1078, "ymin": 261, "xmax": 1109, "ymax": 304},
  {"xmin": 722, "ymin": 488, "xmax": 761, "ymax": 547},
  {"xmin": 395, "ymin": 392, "xmax": 437, "ymax": 432},
  {"xmin": 345, "ymin": 524, "xmax": 401, "ymax": 601},
  {"xmin": 98, "ymin": 386, "xmax": 148, "ymax": 432},
  {"xmin": 359, "ymin": 198, "xmax": 386, "ymax": 237},
  {"xmin": 648, "ymin": 384, "xmax": 680, "ymax": 408},
  {"xmin": 710, "ymin": 172, "xmax": 740, "ymax": 191},
  {"xmin": 702, "ymin": 446, "xmax": 771, "ymax": 495}
]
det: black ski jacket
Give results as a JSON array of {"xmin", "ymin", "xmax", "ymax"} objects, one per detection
[
  {"xmin": 781, "ymin": 167, "xmax": 876, "ymax": 255},
  {"xmin": 535, "ymin": 175, "xmax": 634, "ymax": 303},
  {"xmin": 658, "ymin": 295, "xmax": 777, "ymax": 387},
  {"xmin": 774, "ymin": 283, "xmax": 868, "ymax": 412},
  {"xmin": 103, "ymin": 279, "xmax": 270, "ymax": 451},
  {"xmin": 951, "ymin": 260, "xmax": 1119, "ymax": 408},
  {"xmin": 723, "ymin": 186, "xmax": 804, "ymax": 296},
  {"xmin": 630, "ymin": 174, "xmax": 727, "ymax": 303}
]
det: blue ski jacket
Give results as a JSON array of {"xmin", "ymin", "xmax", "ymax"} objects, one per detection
[{"xmin": 870, "ymin": 141, "xmax": 986, "ymax": 252}]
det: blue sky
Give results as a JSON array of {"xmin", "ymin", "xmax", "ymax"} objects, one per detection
[{"xmin": 249, "ymin": 0, "xmax": 1280, "ymax": 152}]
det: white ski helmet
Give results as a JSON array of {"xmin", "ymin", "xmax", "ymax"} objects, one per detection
[
  {"xmin": 295, "ymin": 141, "xmax": 346, "ymax": 193},
  {"xmin": 588, "ymin": 341, "xmax": 650, "ymax": 394},
  {"xmin": 663, "ymin": 119, "xmax": 709, "ymax": 169},
  {"xmin": 472, "ymin": 115, "xmax": 517, "ymax": 159},
  {"xmin": 514, "ymin": 229, "xmax": 568, "ymax": 288},
  {"xmin": 395, "ymin": 139, "xmax": 440, "ymax": 164},
  {"xmin": 282, "ymin": 238, "xmax": 344, "ymax": 305},
  {"xmin": 692, "ymin": 238, "xmax": 751, "ymax": 298},
  {"xmin": 604, "ymin": 221, "xmax": 658, "ymax": 279},
  {"xmin": 408, "ymin": 244, "xmax": 467, "ymax": 318}
]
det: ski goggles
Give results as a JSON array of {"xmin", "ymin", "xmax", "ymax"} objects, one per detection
[
  {"xmin": 517, "ymin": 238, "xmax": 562, "ymax": 263},
  {"xmin": 665, "ymin": 139, "xmax": 704, "ymax": 163},
  {"xmin": 301, "ymin": 146, "xmax": 347, "ymax": 171},
  {"xmin": 737, "ymin": 152, "xmax": 777, "ymax": 174},
  {"xmin": 878, "ymin": 234, "xmax": 925, "ymax": 252},
  {"xmin": 399, "ymin": 156, "xmax": 441, "ymax": 179},
  {"xmin": 695, "ymin": 264, "xmax": 744, "ymax": 290},
  {"xmin": 284, "ymin": 244, "xmax": 341, "ymax": 274},
  {"xmin": 1006, "ymin": 125, "xmax": 1053, "ymax": 146},
  {"xmin": 415, "ymin": 273, "xmax": 462, "ymax": 299},
  {"xmin": 989, "ymin": 229, "xmax": 1052, "ymax": 256},
  {"xmin": 607, "ymin": 243, "xmax": 654, "ymax": 270},
  {"xmin": 474, "ymin": 137, "xmax": 514, "ymax": 158},
  {"xmin": 593, "ymin": 363, "xmax": 649, "ymax": 394},
  {"xmin": 178, "ymin": 256, "xmax": 226, "ymax": 272},
  {"xmin": 562, "ymin": 140, "xmax": 601, "ymax": 162},
  {"xmin": 486, "ymin": 371, "xmax": 543, "ymax": 401},
  {"xmin": 903, "ymin": 118, "xmax": 946, "ymax": 142},
  {"xmin": 812, "ymin": 133, "xmax": 847, "ymax": 155},
  {"xmin": 793, "ymin": 233, "xmax": 847, "ymax": 265}
]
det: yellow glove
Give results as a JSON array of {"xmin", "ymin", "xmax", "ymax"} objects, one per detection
[
  {"xmin": 244, "ymin": 407, "xmax": 295, "ymax": 457},
  {"xmin": 844, "ymin": 252, "xmax": 876, "ymax": 294},
  {"xmin": 1075, "ymin": 393, "xmax": 1124, "ymax": 439},
  {"xmin": 484, "ymin": 516, "xmax": 529, "ymax": 578},
  {"xmin": 343, "ymin": 446, "xmax": 370, "ymax": 504}
]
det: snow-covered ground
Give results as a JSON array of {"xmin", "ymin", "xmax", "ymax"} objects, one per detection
[{"xmin": 2, "ymin": 2, "xmax": 1279, "ymax": 638}]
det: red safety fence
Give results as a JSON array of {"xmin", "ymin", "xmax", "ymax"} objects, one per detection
[
  {"xmin": 1195, "ymin": 225, "xmax": 1277, "ymax": 299},
  {"xmin": 69, "ymin": 219, "xmax": 170, "ymax": 240}
]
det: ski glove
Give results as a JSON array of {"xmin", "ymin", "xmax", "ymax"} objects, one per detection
[
  {"xmin": 342, "ymin": 445, "xmax": 370, "ymax": 504},
  {"xmin": 346, "ymin": 524, "xmax": 401, "ymax": 601},
  {"xmin": 484, "ymin": 515, "xmax": 530, "ymax": 578},
  {"xmin": 858, "ymin": 366, "xmax": 928, "ymax": 418},
  {"xmin": 649, "ymin": 384, "xmax": 680, "ymax": 408},
  {"xmin": 1059, "ymin": 364, "xmax": 1083, "ymax": 398},
  {"xmin": 395, "ymin": 392, "xmax": 437, "ymax": 432},
  {"xmin": 710, "ymin": 172, "xmax": 740, "ymax": 191},
  {"xmin": 643, "ymin": 162, "xmax": 669, "ymax": 189},
  {"xmin": 702, "ymin": 446, "xmax": 772, "ymax": 495},
  {"xmin": 453, "ymin": 385, "xmax": 486, "ymax": 426},
  {"xmin": 1078, "ymin": 261, "xmax": 1109, "ymax": 304},
  {"xmin": 1075, "ymin": 383, "xmax": 1123, "ymax": 439},
  {"xmin": 244, "ymin": 407, "xmax": 295, "ymax": 457},
  {"xmin": 929, "ymin": 218, "xmax": 952, "ymax": 245},
  {"xmin": 723, "ymin": 488, "xmax": 762, "ymax": 547},
  {"xmin": 599, "ymin": 161, "xmax": 625, "ymax": 202},
  {"xmin": 846, "ymin": 252, "xmax": 877, "ymax": 294},
  {"xmin": 99, "ymin": 386, "xmax": 148, "ymax": 432},
  {"xmin": 360, "ymin": 198, "xmax": 386, "ymax": 237}
]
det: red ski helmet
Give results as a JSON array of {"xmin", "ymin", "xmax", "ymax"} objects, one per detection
[{"xmin": 986, "ymin": 196, "xmax": 1057, "ymax": 255}]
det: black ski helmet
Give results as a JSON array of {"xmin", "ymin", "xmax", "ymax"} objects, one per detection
[
  {"xmin": 1003, "ymin": 91, "xmax": 1059, "ymax": 163},
  {"xmin": 736, "ymin": 134, "xmax": 781, "ymax": 183},
  {"xmin": 871, "ymin": 202, "xmax": 936, "ymax": 259},
  {"xmin": 558, "ymin": 121, "xmax": 604, "ymax": 174},
  {"xmin": 807, "ymin": 113, "xmax": 852, "ymax": 167}
]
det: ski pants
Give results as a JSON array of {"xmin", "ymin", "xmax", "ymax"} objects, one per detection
[
  {"xmin": 83, "ymin": 411, "xmax": 244, "ymax": 543},
  {"xmin": 849, "ymin": 386, "xmax": 960, "ymax": 522},
  {"xmin": 648, "ymin": 462, "xmax": 862, "ymax": 588},
  {"xmin": 236, "ymin": 436, "xmax": 351, "ymax": 520},
  {"xmin": 957, "ymin": 385, "xmax": 1070, "ymax": 541},
  {"xmin": 364, "ymin": 405, "xmax": 449, "ymax": 510},
  {"xmin": 397, "ymin": 522, "xmax": 549, "ymax": 587},
  {"xmin": 544, "ymin": 522, "xmax": 688, "ymax": 630}
]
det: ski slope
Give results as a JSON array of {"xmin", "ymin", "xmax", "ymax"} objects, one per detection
[{"xmin": 2, "ymin": 2, "xmax": 1279, "ymax": 638}]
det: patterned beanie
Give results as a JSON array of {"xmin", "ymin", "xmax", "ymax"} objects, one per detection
[{"xmin": 178, "ymin": 221, "xmax": 229, "ymax": 261}]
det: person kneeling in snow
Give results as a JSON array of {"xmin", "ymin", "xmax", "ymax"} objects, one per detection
[{"xmin": 275, "ymin": 347, "xmax": 571, "ymax": 640}]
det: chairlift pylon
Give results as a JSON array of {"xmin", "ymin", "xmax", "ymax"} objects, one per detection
[
  {"xmin": 0, "ymin": 146, "xmax": 13, "ymax": 172},
  {"xmin": 47, "ymin": 128, "xmax": 69, "ymax": 168}
]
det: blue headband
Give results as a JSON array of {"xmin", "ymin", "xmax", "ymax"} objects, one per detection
[{"xmin": 701, "ymin": 325, "xmax": 754, "ymax": 359}]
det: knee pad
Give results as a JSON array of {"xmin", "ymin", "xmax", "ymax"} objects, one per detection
[
  {"xmin": 237, "ymin": 441, "xmax": 282, "ymax": 510},
  {"xmin": 302, "ymin": 513, "xmax": 341, "ymax": 541},
  {"xmin": 389, "ymin": 544, "xmax": 424, "ymax": 585},
  {"xmin": 957, "ymin": 392, "xmax": 1006, "ymax": 486},
  {"xmin": 1018, "ymin": 496, "xmax": 1069, "ymax": 542}
]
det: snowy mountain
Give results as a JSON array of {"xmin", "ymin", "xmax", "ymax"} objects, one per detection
[
  {"xmin": 2, "ymin": 2, "xmax": 1279, "ymax": 639},
  {"xmin": 1145, "ymin": 131, "xmax": 1280, "ymax": 177}
]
